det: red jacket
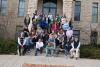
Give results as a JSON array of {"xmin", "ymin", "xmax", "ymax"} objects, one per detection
[{"xmin": 51, "ymin": 23, "xmax": 57, "ymax": 31}]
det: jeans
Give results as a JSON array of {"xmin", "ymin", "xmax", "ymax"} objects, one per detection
[
  {"xmin": 18, "ymin": 45, "xmax": 23, "ymax": 56},
  {"xmin": 35, "ymin": 47, "xmax": 43, "ymax": 56},
  {"xmin": 46, "ymin": 48, "xmax": 55, "ymax": 56}
]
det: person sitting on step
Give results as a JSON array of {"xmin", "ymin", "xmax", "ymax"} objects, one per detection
[
  {"xmin": 17, "ymin": 33, "xmax": 25, "ymax": 56},
  {"xmin": 46, "ymin": 33, "xmax": 55, "ymax": 57},
  {"xmin": 35, "ymin": 39, "xmax": 44, "ymax": 56},
  {"xmin": 70, "ymin": 37, "xmax": 80, "ymax": 60}
]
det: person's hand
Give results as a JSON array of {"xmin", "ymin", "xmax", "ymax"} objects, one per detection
[{"xmin": 21, "ymin": 45, "xmax": 23, "ymax": 48}]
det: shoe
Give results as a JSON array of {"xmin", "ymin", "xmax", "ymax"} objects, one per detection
[
  {"xmin": 70, "ymin": 56, "xmax": 74, "ymax": 59},
  {"xmin": 75, "ymin": 57, "xmax": 78, "ymax": 60}
]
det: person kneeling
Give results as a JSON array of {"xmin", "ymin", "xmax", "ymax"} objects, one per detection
[
  {"xmin": 35, "ymin": 39, "xmax": 44, "ymax": 56},
  {"xmin": 70, "ymin": 37, "xmax": 80, "ymax": 60}
]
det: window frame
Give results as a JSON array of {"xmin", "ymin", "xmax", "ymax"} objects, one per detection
[
  {"xmin": 18, "ymin": 0, "xmax": 25, "ymax": 17},
  {"xmin": 15, "ymin": 25, "xmax": 23, "ymax": 40},
  {"xmin": 90, "ymin": 31, "xmax": 98, "ymax": 44},
  {"xmin": 92, "ymin": 2, "xmax": 98, "ymax": 23},
  {"xmin": 73, "ymin": 30, "xmax": 80, "ymax": 39},
  {"xmin": 74, "ymin": 1, "xmax": 81, "ymax": 21},
  {"xmin": 43, "ymin": 0, "xmax": 57, "ymax": 15},
  {"xmin": 0, "ymin": 0, "xmax": 8, "ymax": 16}
]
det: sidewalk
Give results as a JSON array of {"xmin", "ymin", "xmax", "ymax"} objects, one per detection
[{"xmin": 0, "ymin": 55, "xmax": 100, "ymax": 67}]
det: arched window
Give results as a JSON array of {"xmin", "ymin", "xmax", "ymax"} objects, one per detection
[{"xmin": 43, "ymin": 0, "xmax": 57, "ymax": 15}]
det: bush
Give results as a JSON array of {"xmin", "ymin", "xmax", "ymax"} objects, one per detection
[
  {"xmin": 0, "ymin": 40, "xmax": 17, "ymax": 54},
  {"xmin": 80, "ymin": 45, "xmax": 100, "ymax": 59}
]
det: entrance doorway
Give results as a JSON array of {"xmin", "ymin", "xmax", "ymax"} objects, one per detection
[
  {"xmin": 90, "ymin": 31, "xmax": 98, "ymax": 44},
  {"xmin": 43, "ymin": 0, "xmax": 57, "ymax": 15}
]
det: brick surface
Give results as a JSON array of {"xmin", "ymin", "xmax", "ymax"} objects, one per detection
[{"xmin": 22, "ymin": 64, "xmax": 74, "ymax": 67}]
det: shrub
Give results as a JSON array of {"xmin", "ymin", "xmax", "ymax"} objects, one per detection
[
  {"xmin": 80, "ymin": 45, "xmax": 100, "ymax": 59},
  {"xmin": 0, "ymin": 40, "xmax": 17, "ymax": 54}
]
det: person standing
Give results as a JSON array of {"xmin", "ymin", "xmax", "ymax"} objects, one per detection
[
  {"xmin": 48, "ymin": 13, "xmax": 53, "ymax": 33},
  {"xmin": 24, "ymin": 14, "xmax": 30, "ymax": 27}
]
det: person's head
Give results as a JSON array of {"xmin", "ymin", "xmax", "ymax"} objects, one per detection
[
  {"xmin": 33, "ymin": 13, "xmax": 35, "ymax": 16},
  {"xmin": 59, "ymin": 28, "xmax": 63, "ymax": 33},
  {"xmin": 48, "ymin": 12, "xmax": 51, "ymax": 15},
  {"xmin": 60, "ymin": 28, "xmax": 63, "ymax": 31},
  {"xmin": 24, "ymin": 33, "xmax": 29, "ymax": 38},
  {"xmin": 38, "ymin": 39, "xmax": 42, "ymax": 42},
  {"xmin": 52, "ymin": 33, "xmax": 57, "ymax": 38},
  {"xmin": 63, "ymin": 14, "xmax": 66, "ymax": 18},
  {"xmin": 69, "ymin": 36, "xmax": 74, "ymax": 42},
  {"xmin": 35, "ymin": 10, "xmax": 37, "ymax": 14},
  {"xmin": 37, "ymin": 26, "xmax": 41, "ymax": 30},
  {"xmin": 32, "ymin": 32, "xmax": 34, "ymax": 35},
  {"xmin": 40, "ymin": 12, "xmax": 43, "ymax": 15},
  {"xmin": 29, "ymin": 33, "xmax": 32, "ymax": 37},
  {"xmin": 53, "ymin": 20, "xmax": 55, "ymax": 23},
  {"xmin": 49, "ymin": 33, "xmax": 53, "ymax": 38},
  {"xmin": 20, "ymin": 32, "xmax": 24, "ymax": 38},
  {"xmin": 56, "ymin": 14, "xmax": 59, "ymax": 16},
  {"xmin": 74, "ymin": 37, "xmax": 79, "ymax": 42},
  {"xmin": 66, "ymin": 18, "xmax": 68, "ymax": 22},
  {"xmin": 23, "ymin": 27, "xmax": 28, "ymax": 32},
  {"xmin": 26, "ymin": 14, "xmax": 29, "ymax": 17}
]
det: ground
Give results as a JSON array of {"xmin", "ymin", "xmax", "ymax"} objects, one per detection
[{"xmin": 0, "ymin": 54, "xmax": 100, "ymax": 67}]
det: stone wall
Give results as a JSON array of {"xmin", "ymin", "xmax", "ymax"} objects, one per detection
[
  {"xmin": 63, "ymin": 0, "xmax": 73, "ymax": 21},
  {"xmin": 0, "ymin": 0, "xmax": 100, "ymax": 44},
  {"xmin": 72, "ymin": 0, "xmax": 100, "ymax": 44},
  {"xmin": 57, "ymin": 0, "xmax": 63, "ymax": 16}
]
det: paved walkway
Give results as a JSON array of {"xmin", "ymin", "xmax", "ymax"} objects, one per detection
[{"xmin": 0, "ymin": 55, "xmax": 100, "ymax": 67}]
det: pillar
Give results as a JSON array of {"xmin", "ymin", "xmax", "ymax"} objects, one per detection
[
  {"xmin": 63, "ymin": 0, "xmax": 73, "ymax": 21},
  {"xmin": 27, "ymin": 0, "xmax": 38, "ymax": 18}
]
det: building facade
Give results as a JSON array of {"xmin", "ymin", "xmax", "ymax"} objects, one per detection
[{"xmin": 0, "ymin": 0, "xmax": 100, "ymax": 44}]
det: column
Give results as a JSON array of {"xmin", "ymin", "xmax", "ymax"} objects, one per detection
[
  {"xmin": 27, "ymin": 0, "xmax": 38, "ymax": 18},
  {"xmin": 63, "ymin": 0, "xmax": 73, "ymax": 21}
]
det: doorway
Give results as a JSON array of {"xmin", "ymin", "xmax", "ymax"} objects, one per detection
[{"xmin": 43, "ymin": 0, "xmax": 57, "ymax": 15}]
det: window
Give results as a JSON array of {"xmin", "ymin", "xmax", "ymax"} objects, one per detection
[
  {"xmin": 74, "ymin": 1, "xmax": 81, "ymax": 21},
  {"xmin": 0, "ymin": 24, "xmax": 6, "ymax": 39},
  {"xmin": 43, "ymin": 0, "xmax": 57, "ymax": 15},
  {"xmin": 73, "ymin": 30, "xmax": 80, "ymax": 39},
  {"xmin": 0, "ymin": 0, "xmax": 7, "ymax": 16},
  {"xmin": 90, "ymin": 31, "xmax": 98, "ymax": 44},
  {"xmin": 92, "ymin": 3, "xmax": 98, "ymax": 23},
  {"xmin": 15, "ymin": 25, "xmax": 23, "ymax": 40},
  {"xmin": 18, "ymin": 0, "xmax": 25, "ymax": 16}
]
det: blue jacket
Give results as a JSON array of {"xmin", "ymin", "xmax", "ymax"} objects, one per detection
[
  {"xmin": 39, "ymin": 20, "xmax": 48, "ymax": 27},
  {"xmin": 62, "ymin": 23, "xmax": 70, "ymax": 30},
  {"xmin": 48, "ymin": 38, "xmax": 55, "ymax": 42},
  {"xmin": 23, "ymin": 37, "xmax": 33, "ymax": 46}
]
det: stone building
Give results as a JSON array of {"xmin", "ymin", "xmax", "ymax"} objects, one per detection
[{"xmin": 0, "ymin": 0, "xmax": 100, "ymax": 44}]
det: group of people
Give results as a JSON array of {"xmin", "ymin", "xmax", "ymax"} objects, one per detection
[{"xmin": 18, "ymin": 10, "xmax": 80, "ymax": 60}]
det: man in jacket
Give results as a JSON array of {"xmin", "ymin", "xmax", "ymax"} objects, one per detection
[{"xmin": 70, "ymin": 37, "xmax": 80, "ymax": 60}]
